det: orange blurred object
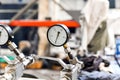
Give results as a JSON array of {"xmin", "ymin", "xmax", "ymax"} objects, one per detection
[
  {"xmin": 26, "ymin": 61, "xmax": 43, "ymax": 69},
  {"xmin": 0, "ymin": 63, "xmax": 7, "ymax": 69},
  {"xmin": 0, "ymin": 20, "xmax": 80, "ymax": 28}
]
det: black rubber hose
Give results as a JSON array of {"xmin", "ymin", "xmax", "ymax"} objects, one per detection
[{"xmin": 22, "ymin": 73, "xmax": 38, "ymax": 79}]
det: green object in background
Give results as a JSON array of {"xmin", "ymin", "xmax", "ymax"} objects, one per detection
[{"xmin": 0, "ymin": 56, "xmax": 15, "ymax": 63}]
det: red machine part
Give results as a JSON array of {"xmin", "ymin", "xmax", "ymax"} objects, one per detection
[{"xmin": 0, "ymin": 20, "xmax": 80, "ymax": 28}]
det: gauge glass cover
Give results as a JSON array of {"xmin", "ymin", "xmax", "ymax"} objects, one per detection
[
  {"xmin": 47, "ymin": 24, "xmax": 70, "ymax": 46},
  {"xmin": 0, "ymin": 26, "xmax": 9, "ymax": 45}
]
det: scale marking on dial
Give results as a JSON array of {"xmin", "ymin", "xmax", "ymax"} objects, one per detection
[{"xmin": 47, "ymin": 24, "xmax": 70, "ymax": 46}]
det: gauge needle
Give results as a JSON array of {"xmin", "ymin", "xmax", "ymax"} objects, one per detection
[{"xmin": 55, "ymin": 31, "xmax": 60, "ymax": 43}]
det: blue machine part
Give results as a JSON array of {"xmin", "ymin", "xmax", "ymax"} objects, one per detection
[{"xmin": 116, "ymin": 37, "xmax": 120, "ymax": 55}]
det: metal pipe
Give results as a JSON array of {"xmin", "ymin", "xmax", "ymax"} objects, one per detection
[
  {"xmin": 13, "ymin": 10, "xmax": 38, "ymax": 34},
  {"xmin": 11, "ymin": 0, "xmax": 38, "ymax": 34},
  {"xmin": 52, "ymin": 0, "xmax": 72, "ymax": 18},
  {"xmin": 11, "ymin": 0, "xmax": 38, "ymax": 21}
]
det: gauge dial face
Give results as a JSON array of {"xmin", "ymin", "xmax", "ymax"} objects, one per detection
[
  {"xmin": 47, "ymin": 24, "xmax": 70, "ymax": 46},
  {"xmin": 0, "ymin": 26, "xmax": 9, "ymax": 45}
]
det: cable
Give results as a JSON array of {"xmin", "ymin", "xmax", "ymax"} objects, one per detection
[{"xmin": 114, "ymin": 54, "xmax": 120, "ymax": 67}]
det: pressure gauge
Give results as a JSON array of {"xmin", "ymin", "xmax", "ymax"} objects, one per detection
[
  {"xmin": 47, "ymin": 24, "xmax": 70, "ymax": 47},
  {"xmin": 0, "ymin": 24, "xmax": 14, "ymax": 45}
]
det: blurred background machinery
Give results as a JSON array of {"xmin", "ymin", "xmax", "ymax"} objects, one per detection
[{"xmin": 1, "ymin": 0, "xmax": 120, "ymax": 80}]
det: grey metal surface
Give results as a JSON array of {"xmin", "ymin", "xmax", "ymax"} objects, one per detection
[{"xmin": 23, "ymin": 69, "xmax": 60, "ymax": 80}]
